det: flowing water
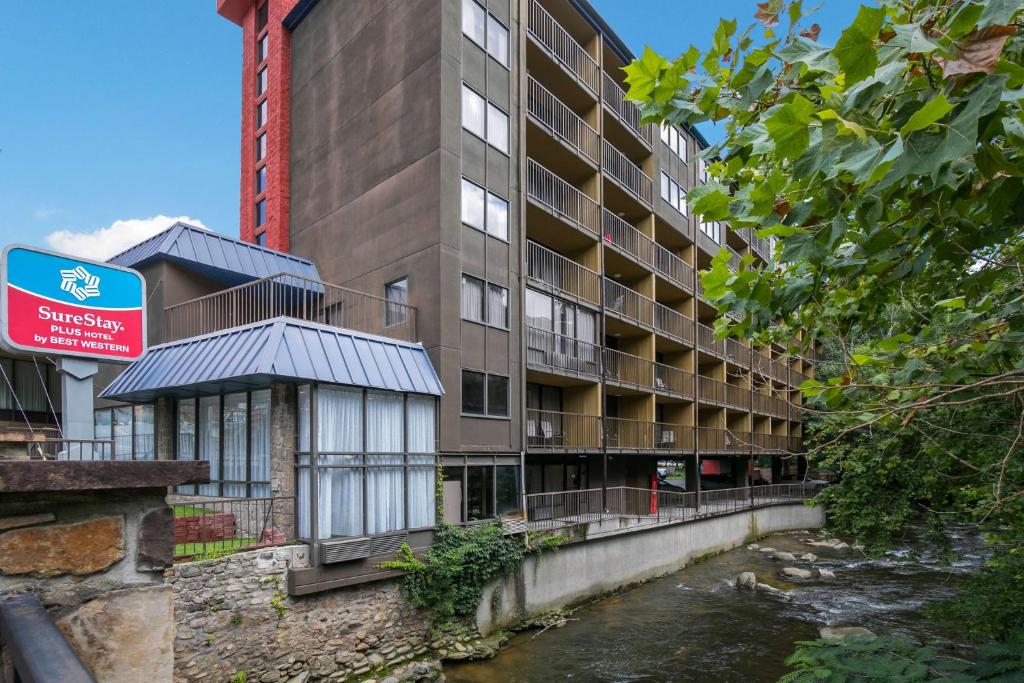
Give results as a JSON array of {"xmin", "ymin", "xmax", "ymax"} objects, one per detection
[{"xmin": 445, "ymin": 528, "xmax": 985, "ymax": 683}]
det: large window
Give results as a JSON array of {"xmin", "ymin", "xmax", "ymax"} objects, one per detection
[
  {"xmin": 461, "ymin": 370, "xmax": 509, "ymax": 417},
  {"xmin": 256, "ymin": 99, "xmax": 267, "ymax": 129},
  {"xmin": 295, "ymin": 386, "xmax": 437, "ymax": 540},
  {"xmin": 385, "ymin": 277, "xmax": 408, "ymax": 327},
  {"xmin": 660, "ymin": 172, "xmax": 687, "ymax": 217},
  {"xmin": 256, "ymin": 166, "xmax": 266, "ymax": 194},
  {"xmin": 256, "ymin": 1, "xmax": 268, "ymax": 31},
  {"xmin": 443, "ymin": 461, "xmax": 521, "ymax": 522},
  {"xmin": 461, "ymin": 178, "xmax": 508, "ymax": 240},
  {"xmin": 257, "ymin": 33, "xmax": 269, "ymax": 63},
  {"xmin": 94, "ymin": 403, "xmax": 154, "ymax": 460},
  {"xmin": 461, "ymin": 84, "xmax": 509, "ymax": 153},
  {"xmin": 700, "ymin": 218, "xmax": 723, "ymax": 245},
  {"xmin": 256, "ymin": 133, "xmax": 267, "ymax": 162},
  {"xmin": 174, "ymin": 390, "xmax": 271, "ymax": 497},
  {"xmin": 525, "ymin": 288, "xmax": 599, "ymax": 373},
  {"xmin": 461, "ymin": 275, "xmax": 508, "ymax": 329},
  {"xmin": 462, "ymin": 0, "xmax": 510, "ymax": 67},
  {"xmin": 0, "ymin": 357, "xmax": 61, "ymax": 421},
  {"xmin": 660, "ymin": 123, "xmax": 687, "ymax": 162}
]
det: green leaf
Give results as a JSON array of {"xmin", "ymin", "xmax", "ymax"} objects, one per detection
[
  {"xmin": 935, "ymin": 296, "xmax": 966, "ymax": 309},
  {"xmin": 688, "ymin": 183, "xmax": 733, "ymax": 221},
  {"xmin": 623, "ymin": 46, "xmax": 668, "ymax": 100},
  {"xmin": 900, "ymin": 94, "xmax": 956, "ymax": 136},
  {"xmin": 765, "ymin": 94, "xmax": 816, "ymax": 158},
  {"xmin": 832, "ymin": 5, "xmax": 886, "ymax": 85}
]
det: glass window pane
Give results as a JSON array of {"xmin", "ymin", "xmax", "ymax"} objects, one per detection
[
  {"xmin": 661, "ymin": 172, "xmax": 670, "ymax": 202},
  {"xmin": 408, "ymin": 455, "xmax": 436, "ymax": 528},
  {"xmin": 255, "ymin": 199, "xmax": 266, "ymax": 227},
  {"xmin": 14, "ymin": 360, "xmax": 46, "ymax": 413},
  {"xmin": 367, "ymin": 454, "xmax": 404, "ymax": 533},
  {"xmin": 176, "ymin": 400, "xmax": 195, "ymax": 460},
  {"xmin": 487, "ymin": 284, "xmax": 508, "ymax": 328},
  {"xmin": 461, "ymin": 0, "xmax": 486, "ymax": 46},
  {"xmin": 461, "ymin": 370, "xmax": 486, "ymax": 415},
  {"xmin": 367, "ymin": 391, "xmax": 403, "ymax": 453},
  {"xmin": 256, "ymin": 99, "xmax": 267, "ymax": 129},
  {"xmin": 461, "ymin": 85, "xmax": 486, "ymax": 138},
  {"xmin": 256, "ymin": 1, "xmax": 268, "ymax": 31},
  {"xmin": 256, "ymin": 133, "xmax": 266, "ymax": 162},
  {"xmin": 297, "ymin": 385, "xmax": 310, "ymax": 452},
  {"xmin": 442, "ymin": 466, "xmax": 464, "ymax": 524},
  {"xmin": 486, "ymin": 15, "xmax": 509, "ymax": 67},
  {"xmin": 525, "ymin": 288, "xmax": 552, "ymax": 330},
  {"xmin": 257, "ymin": 33, "xmax": 269, "ymax": 62},
  {"xmin": 250, "ymin": 390, "xmax": 271, "ymax": 497},
  {"xmin": 461, "ymin": 275, "xmax": 484, "ymax": 322},
  {"xmin": 318, "ymin": 455, "xmax": 362, "ymax": 539},
  {"xmin": 222, "ymin": 393, "xmax": 248, "ymax": 497},
  {"xmin": 318, "ymin": 386, "xmax": 363, "ymax": 452},
  {"xmin": 466, "ymin": 466, "xmax": 494, "ymax": 520},
  {"xmin": 133, "ymin": 404, "xmax": 155, "ymax": 461},
  {"xmin": 486, "ymin": 103, "xmax": 509, "ymax": 153},
  {"xmin": 111, "ymin": 406, "xmax": 132, "ymax": 460},
  {"xmin": 486, "ymin": 192, "xmax": 508, "ymax": 240},
  {"xmin": 487, "ymin": 375, "xmax": 509, "ymax": 417},
  {"xmin": 256, "ymin": 166, "xmax": 266, "ymax": 194},
  {"xmin": 198, "ymin": 396, "xmax": 220, "ymax": 495},
  {"xmin": 461, "ymin": 178, "xmax": 485, "ymax": 229},
  {"xmin": 94, "ymin": 409, "xmax": 112, "ymax": 439},
  {"xmin": 496, "ymin": 465, "xmax": 521, "ymax": 516},
  {"xmin": 407, "ymin": 396, "xmax": 436, "ymax": 453},
  {"xmin": 385, "ymin": 278, "xmax": 408, "ymax": 326},
  {"xmin": 256, "ymin": 67, "xmax": 267, "ymax": 96}
]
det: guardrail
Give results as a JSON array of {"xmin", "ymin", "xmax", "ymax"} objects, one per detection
[
  {"xmin": 170, "ymin": 496, "xmax": 294, "ymax": 560},
  {"xmin": 25, "ymin": 438, "xmax": 118, "ymax": 461},
  {"xmin": 602, "ymin": 209, "xmax": 654, "ymax": 267},
  {"xmin": 526, "ymin": 326, "xmax": 601, "ymax": 379},
  {"xmin": 653, "ymin": 242, "xmax": 694, "ymax": 290},
  {"xmin": 604, "ymin": 278, "xmax": 654, "ymax": 328},
  {"xmin": 527, "ymin": 0, "xmax": 600, "ymax": 95},
  {"xmin": 526, "ymin": 409, "xmax": 602, "ymax": 451},
  {"xmin": 655, "ymin": 363, "xmax": 693, "ymax": 398},
  {"xmin": 527, "ymin": 76, "xmax": 599, "ymax": 164},
  {"xmin": 654, "ymin": 303, "xmax": 693, "ymax": 344},
  {"xmin": 602, "ymin": 73, "xmax": 654, "ymax": 146},
  {"xmin": 603, "ymin": 347, "xmax": 654, "ymax": 390},
  {"xmin": 527, "ymin": 158, "xmax": 601, "ymax": 236},
  {"xmin": 526, "ymin": 240, "xmax": 601, "ymax": 306},
  {"xmin": 696, "ymin": 322, "xmax": 727, "ymax": 357},
  {"xmin": 164, "ymin": 272, "xmax": 416, "ymax": 344},
  {"xmin": 603, "ymin": 141, "xmax": 653, "ymax": 205}
]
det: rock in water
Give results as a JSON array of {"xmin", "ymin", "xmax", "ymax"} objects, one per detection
[
  {"xmin": 758, "ymin": 547, "xmax": 777, "ymax": 553},
  {"xmin": 736, "ymin": 572, "xmax": 757, "ymax": 589},
  {"xmin": 820, "ymin": 626, "xmax": 875, "ymax": 640},
  {"xmin": 800, "ymin": 553, "xmax": 818, "ymax": 562},
  {"xmin": 818, "ymin": 568, "xmax": 835, "ymax": 579},
  {"xmin": 747, "ymin": 544, "xmax": 760, "ymax": 551},
  {"xmin": 773, "ymin": 551, "xmax": 797, "ymax": 562},
  {"xmin": 833, "ymin": 542, "xmax": 850, "ymax": 550},
  {"xmin": 781, "ymin": 567, "xmax": 813, "ymax": 579}
]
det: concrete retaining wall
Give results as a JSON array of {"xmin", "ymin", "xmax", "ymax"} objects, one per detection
[{"xmin": 476, "ymin": 503, "xmax": 825, "ymax": 633}]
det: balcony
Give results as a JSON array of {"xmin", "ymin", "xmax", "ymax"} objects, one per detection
[
  {"xmin": 163, "ymin": 273, "xmax": 416, "ymax": 344},
  {"xmin": 751, "ymin": 432, "xmax": 789, "ymax": 453},
  {"xmin": 606, "ymin": 417, "xmax": 676, "ymax": 452},
  {"xmin": 697, "ymin": 376, "xmax": 728, "ymax": 407},
  {"xmin": 724, "ymin": 245, "xmax": 743, "ymax": 271},
  {"xmin": 527, "ymin": 75, "xmax": 599, "ymax": 168},
  {"xmin": 527, "ymin": 0, "xmax": 600, "ymax": 98},
  {"xmin": 653, "ymin": 243, "xmax": 694, "ymax": 292},
  {"xmin": 527, "ymin": 158, "xmax": 600, "ymax": 239},
  {"xmin": 602, "ymin": 72, "xmax": 654, "ymax": 149},
  {"xmin": 526, "ymin": 240, "xmax": 601, "ymax": 307},
  {"xmin": 696, "ymin": 322, "xmax": 727, "ymax": 358},
  {"xmin": 725, "ymin": 338, "xmax": 751, "ymax": 366},
  {"xmin": 655, "ymin": 363, "xmax": 693, "ymax": 399},
  {"xmin": 602, "ymin": 209, "xmax": 654, "ymax": 269},
  {"xmin": 697, "ymin": 427, "xmax": 753, "ymax": 454},
  {"xmin": 527, "ymin": 409, "xmax": 602, "ymax": 452},
  {"xmin": 604, "ymin": 278, "xmax": 654, "ymax": 329},
  {"xmin": 526, "ymin": 327, "xmax": 601, "ymax": 381},
  {"xmin": 752, "ymin": 392, "xmax": 788, "ymax": 418},
  {"xmin": 603, "ymin": 348, "xmax": 655, "ymax": 391},
  {"xmin": 654, "ymin": 303, "xmax": 693, "ymax": 345},
  {"xmin": 603, "ymin": 141, "xmax": 653, "ymax": 207},
  {"xmin": 737, "ymin": 228, "xmax": 773, "ymax": 260}
]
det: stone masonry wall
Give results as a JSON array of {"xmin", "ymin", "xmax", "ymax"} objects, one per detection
[{"xmin": 167, "ymin": 546, "xmax": 437, "ymax": 683}]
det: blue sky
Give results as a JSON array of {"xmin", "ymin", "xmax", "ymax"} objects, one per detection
[{"xmin": 0, "ymin": 0, "xmax": 858, "ymax": 258}]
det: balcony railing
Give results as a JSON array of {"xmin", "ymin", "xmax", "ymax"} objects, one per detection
[
  {"xmin": 724, "ymin": 246, "xmax": 743, "ymax": 271},
  {"xmin": 725, "ymin": 338, "xmax": 750, "ymax": 365},
  {"xmin": 603, "ymin": 348, "xmax": 655, "ymax": 390},
  {"xmin": 527, "ymin": 0, "xmax": 600, "ymax": 96},
  {"xmin": 170, "ymin": 496, "xmax": 295, "ymax": 560},
  {"xmin": 696, "ymin": 322, "xmax": 727, "ymax": 357},
  {"xmin": 527, "ymin": 76, "xmax": 600, "ymax": 165},
  {"xmin": 603, "ymin": 141, "xmax": 653, "ymax": 206},
  {"xmin": 653, "ymin": 243, "xmax": 694, "ymax": 291},
  {"xmin": 654, "ymin": 303, "xmax": 693, "ymax": 344},
  {"xmin": 527, "ymin": 159, "xmax": 600, "ymax": 237},
  {"xmin": 751, "ymin": 432, "xmax": 789, "ymax": 453},
  {"xmin": 526, "ymin": 327, "xmax": 601, "ymax": 379},
  {"xmin": 697, "ymin": 376, "xmax": 727, "ymax": 405},
  {"xmin": 602, "ymin": 210, "xmax": 654, "ymax": 268},
  {"xmin": 697, "ymin": 427, "xmax": 751, "ymax": 453},
  {"xmin": 526, "ymin": 240, "xmax": 601, "ymax": 307},
  {"xmin": 526, "ymin": 409, "xmax": 602, "ymax": 451},
  {"xmin": 738, "ymin": 228, "xmax": 772, "ymax": 260},
  {"xmin": 602, "ymin": 72, "xmax": 654, "ymax": 147},
  {"xmin": 655, "ymin": 363, "xmax": 693, "ymax": 398},
  {"xmin": 604, "ymin": 278, "xmax": 654, "ymax": 328},
  {"xmin": 164, "ymin": 273, "xmax": 416, "ymax": 344}
]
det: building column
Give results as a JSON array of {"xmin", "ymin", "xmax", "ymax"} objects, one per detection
[
  {"xmin": 797, "ymin": 454, "xmax": 808, "ymax": 480},
  {"xmin": 685, "ymin": 454, "xmax": 700, "ymax": 509},
  {"xmin": 269, "ymin": 383, "xmax": 296, "ymax": 539},
  {"xmin": 771, "ymin": 455, "xmax": 783, "ymax": 484},
  {"xmin": 733, "ymin": 454, "xmax": 750, "ymax": 488},
  {"xmin": 154, "ymin": 397, "xmax": 175, "ymax": 461}
]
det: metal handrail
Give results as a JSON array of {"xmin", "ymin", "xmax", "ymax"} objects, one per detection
[
  {"xmin": 527, "ymin": 76, "xmax": 600, "ymax": 164},
  {"xmin": 603, "ymin": 278, "xmax": 654, "ymax": 328},
  {"xmin": 526, "ymin": 240, "xmax": 601, "ymax": 306},
  {"xmin": 0, "ymin": 594, "xmax": 96, "ymax": 683},
  {"xmin": 601, "ymin": 210, "xmax": 654, "ymax": 268},
  {"xmin": 653, "ymin": 242, "xmax": 694, "ymax": 290},
  {"xmin": 527, "ymin": 0, "xmax": 600, "ymax": 95},
  {"xmin": 602, "ymin": 72, "xmax": 654, "ymax": 146},
  {"xmin": 527, "ymin": 158, "xmax": 600, "ymax": 236},
  {"xmin": 603, "ymin": 347, "xmax": 655, "ymax": 389},
  {"xmin": 25, "ymin": 438, "xmax": 118, "ymax": 461},
  {"xmin": 654, "ymin": 363, "xmax": 693, "ymax": 398},
  {"xmin": 696, "ymin": 322, "xmax": 727, "ymax": 356},
  {"xmin": 525, "ymin": 326, "xmax": 601, "ymax": 378},
  {"xmin": 526, "ymin": 409, "xmax": 602, "ymax": 450},
  {"xmin": 654, "ymin": 303, "xmax": 693, "ymax": 344},
  {"xmin": 603, "ymin": 141, "xmax": 653, "ymax": 205}
]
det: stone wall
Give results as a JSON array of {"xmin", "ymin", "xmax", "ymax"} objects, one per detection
[{"xmin": 167, "ymin": 545, "xmax": 438, "ymax": 683}]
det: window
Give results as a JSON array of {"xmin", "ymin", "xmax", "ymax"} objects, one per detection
[
  {"xmin": 660, "ymin": 172, "xmax": 687, "ymax": 217},
  {"xmin": 255, "ymin": 231, "xmax": 267, "ymax": 247},
  {"xmin": 661, "ymin": 123, "xmax": 687, "ymax": 162},
  {"xmin": 295, "ymin": 386, "xmax": 438, "ymax": 539},
  {"xmin": 487, "ymin": 283, "xmax": 508, "ymax": 328},
  {"xmin": 698, "ymin": 158, "xmax": 710, "ymax": 184},
  {"xmin": 93, "ymin": 403, "xmax": 154, "ymax": 461},
  {"xmin": 444, "ymin": 461, "xmax": 521, "ymax": 522},
  {"xmin": 256, "ymin": 67, "xmax": 268, "ymax": 96},
  {"xmin": 462, "ymin": 0, "xmax": 510, "ymax": 68},
  {"xmin": 461, "ymin": 370, "xmax": 509, "ymax": 417},
  {"xmin": 700, "ymin": 218, "xmax": 723, "ymax": 245},
  {"xmin": 256, "ymin": 2, "xmax": 269, "ymax": 31},
  {"xmin": 525, "ymin": 288, "xmax": 597, "ymax": 342},
  {"xmin": 256, "ymin": 133, "xmax": 266, "ymax": 162},
  {"xmin": 461, "ymin": 178, "xmax": 508, "ymax": 240},
  {"xmin": 461, "ymin": 275, "xmax": 508, "ymax": 328},
  {"xmin": 461, "ymin": 274, "xmax": 484, "ymax": 323},
  {"xmin": 461, "ymin": 84, "xmax": 486, "ymax": 139},
  {"xmin": 0, "ymin": 358, "xmax": 60, "ymax": 419},
  {"xmin": 255, "ymin": 165, "xmax": 266, "ymax": 194},
  {"xmin": 257, "ymin": 33, "xmax": 269, "ymax": 63},
  {"xmin": 385, "ymin": 277, "xmax": 408, "ymax": 326},
  {"xmin": 256, "ymin": 99, "xmax": 267, "ymax": 129},
  {"xmin": 486, "ymin": 102, "xmax": 509, "ymax": 153},
  {"xmin": 255, "ymin": 199, "xmax": 266, "ymax": 228}
]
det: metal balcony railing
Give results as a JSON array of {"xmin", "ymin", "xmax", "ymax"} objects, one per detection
[
  {"xmin": 724, "ymin": 245, "xmax": 743, "ymax": 271},
  {"xmin": 603, "ymin": 348, "xmax": 655, "ymax": 390},
  {"xmin": 738, "ymin": 228, "xmax": 773, "ymax": 260},
  {"xmin": 527, "ymin": 158, "xmax": 601, "ymax": 237},
  {"xmin": 602, "ymin": 72, "xmax": 654, "ymax": 147},
  {"xmin": 604, "ymin": 278, "xmax": 654, "ymax": 328},
  {"xmin": 725, "ymin": 338, "xmax": 751, "ymax": 365},
  {"xmin": 606, "ymin": 416, "xmax": 656, "ymax": 450},
  {"xmin": 527, "ymin": 76, "xmax": 600, "ymax": 165},
  {"xmin": 603, "ymin": 141, "xmax": 653, "ymax": 206},
  {"xmin": 653, "ymin": 243, "xmax": 694, "ymax": 291},
  {"xmin": 726, "ymin": 382, "xmax": 748, "ymax": 408},
  {"xmin": 526, "ymin": 240, "xmax": 601, "ymax": 307},
  {"xmin": 697, "ymin": 376, "xmax": 727, "ymax": 404},
  {"xmin": 525, "ymin": 326, "xmax": 601, "ymax": 379},
  {"xmin": 527, "ymin": 0, "xmax": 600, "ymax": 96},
  {"xmin": 697, "ymin": 427, "xmax": 750, "ymax": 453},
  {"xmin": 751, "ymin": 432, "xmax": 789, "ymax": 452},
  {"xmin": 654, "ymin": 303, "xmax": 693, "ymax": 344},
  {"xmin": 655, "ymin": 363, "xmax": 693, "ymax": 398},
  {"xmin": 696, "ymin": 322, "xmax": 727, "ymax": 357},
  {"xmin": 164, "ymin": 273, "xmax": 416, "ymax": 344},
  {"xmin": 526, "ymin": 409, "xmax": 602, "ymax": 451},
  {"xmin": 602, "ymin": 209, "xmax": 654, "ymax": 268}
]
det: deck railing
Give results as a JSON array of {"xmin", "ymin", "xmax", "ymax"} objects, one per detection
[
  {"xmin": 164, "ymin": 273, "xmax": 416, "ymax": 343},
  {"xmin": 526, "ymin": 326, "xmax": 601, "ymax": 378},
  {"xmin": 654, "ymin": 363, "xmax": 693, "ymax": 398},
  {"xmin": 604, "ymin": 278, "xmax": 654, "ymax": 328},
  {"xmin": 527, "ymin": 76, "xmax": 600, "ymax": 164},
  {"xmin": 653, "ymin": 243, "xmax": 694, "ymax": 290},
  {"xmin": 527, "ymin": 0, "xmax": 600, "ymax": 95},
  {"xmin": 526, "ymin": 240, "xmax": 601, "ymax": 306},
  {"xmin": 25, "ymin": 438, "xmax": 118, "ymax": 461},
  {"xmin": 654, "ymin": 303, "xmax": 693, "ymax": 343},
  {"xmin": 526, "ymin": 409, "xmax": 602, "ymax": 450},
  {"xmin": 527, "ymin": 158, "xmax": 600, "ymax": 236},
  {"xmin": 696, "ymin": 322, "xmax": 727, "ymax": 356},
  {"xmin": 697, "ymin": 376, "xmax": 727, "ymax": 404},
  {"xmin": 601, "ymin": 209, "xmax": 654, "ymax": 267},
  {"xmin": 603, "ymin": 348, "xmax": 654, "ymax": 389},
  {"xmin": 602, "ymin": 72, "xmax": 653, "ymax": 146},
  {"xmin": 724, "ymin": 245, "xmax": 743, "ymax": 271},
  {"xmin": 170, "ymin": 496, "xmax": 294, "ymax": 560},
  {"xmin": 725, "ymin": 338, "xmax": 751, "ymax": 365},
  {"xmin": 603, "ymin": 141, "xmax": 653, "ymax": 205}
]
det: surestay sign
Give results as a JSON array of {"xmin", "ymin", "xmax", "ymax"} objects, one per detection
[{"xmin": 0, "ymin": 245, "xmax": 147, "ymax": 362}]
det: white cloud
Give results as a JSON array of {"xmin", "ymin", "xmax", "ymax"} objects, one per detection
[
  {"xmin": 45, "ymin": 215, "xmax": 208, "ymax": 261},
  {"xmin": 33, "ymin": 206, "xmax": 61, "ymax": 222}
]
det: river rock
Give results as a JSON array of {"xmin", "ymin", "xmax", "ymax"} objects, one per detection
[
  {"xmin": 818, "ymin": 568, "xmax": 835, "ymax": 579},
  {"xmin": 781, "ymin": 567, "xmax": 813, "ymax": 579},
  {"xmin": 747, "ymin": 544, "xmax": 760, "ymax": 550},
  {"xmin": 853, "ymin": 544, "xmax": 865, "ymax": 552},
  {"xmin": 758, "ymin": 547, "xmax": 777, "ymax": 554},
  {"xmin": 773, "ymin": 551, "xmax": 797, "ymax": 562},
  {"xmin": 800, "ymin": 553, "xmax": 818, "ymax": 562},
  {"xmin": 833, "ymin": 542, "xmax": 850, "ymax": 550},
  {"xmin": 820, "ymin": 626, "xmax": 875, "ymax": 640},
  {"xmin": 736, "ymin": 572, "xmax": 757, "ymax": 589}
]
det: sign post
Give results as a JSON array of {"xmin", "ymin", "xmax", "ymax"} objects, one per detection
[{"xmin": 0, "ymin": 245, "xmax": 147, "ymax": 448}]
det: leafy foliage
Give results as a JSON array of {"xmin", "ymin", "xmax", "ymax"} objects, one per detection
[{"xmin": 380, "ymin": 523, "xmax": 524, "ymax": 620}]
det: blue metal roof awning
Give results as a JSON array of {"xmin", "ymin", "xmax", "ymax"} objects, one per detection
[
  {"xmin": 101, "ymin": 318, "xmax": 444, "ymax": 403},
  {"xmin": 107, "ymin": 222, "xmax": 320, "ymax": 286}
]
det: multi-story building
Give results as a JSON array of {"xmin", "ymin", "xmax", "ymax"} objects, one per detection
[{"xmin": 213, "ymin": 0, "xmax": 813, "ymax": 514}]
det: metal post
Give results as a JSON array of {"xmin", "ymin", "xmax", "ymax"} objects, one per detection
[
  {"xmin": 56, "ymin": 358, "xmax": 98, "ymax": 442},
  {"xmin": 309, "ymin": 384, "xmax": 320, "ymax": 567}
]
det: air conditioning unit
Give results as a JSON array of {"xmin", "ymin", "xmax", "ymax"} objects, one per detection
[{"xmin": 320, "ymin": 531, "xmax": 409, "ymax": 565}]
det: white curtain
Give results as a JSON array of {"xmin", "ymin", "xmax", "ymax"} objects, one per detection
[
  {"xmin": 367, "ymin": 391, "xmax": 403, "ymax": 452},
  {"xmin": 318, "ymin": 386, "xmax": 362, "ymax": 452},
  {"xmin": 222, "ymin": 393, "xmax": 247, "ymax": 497},
  {"xmin": 367, "ymin": 454, "xmax": 403, "ymax": 534},
  {"xmin": 487, "ymin": 284, "xmax": 507, "ymax": 327},
  {"xmin": 298, "ymin": 466, "xmax": 310, "ymax": 538},
  {"xmin": 113, "ymin": 406, "xmax": 133, "ymax": 461},
  {"xmin": 198, "ymin": 396, "xmax": 220, "ymax": 496},
  {"xmin": 14, "ymin": 360, "xmax": 46, "ymax": 413},
  {"xmin": 133, "ymin": 404, "xmax": 155, "ymax": 461},
  {"xmin": 250, "ymin": 389, "xmax": 271, "ymax": 498},
  {"xmin": 408, "ymin": 455, "xmax": 436, "ymax": 529},
  {"xmin": 461, "ymin": 275, "xmax": 484, "ymax": 322},
  {"xmin": 407, "ymin": 396, "xmax": 436, "ymax": 453},
  {"xmin": 175, "ymin": 400, "xmax": 196, "ymax": 493},
  {"xmin": 297, "ymin": 385, "xmax": 310, "ymax": 452},
  {"xmin": 318, "ymin": 454, "xmax": 362, "ymax": 539}
]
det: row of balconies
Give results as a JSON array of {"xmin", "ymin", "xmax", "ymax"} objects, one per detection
[{"xmin": 526, "ymin": 409, "xmax": 803, "ymax": 454}]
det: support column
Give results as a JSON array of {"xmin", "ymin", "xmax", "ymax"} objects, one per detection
[
  {"xmin": 733, "ymin": 454, "xmax": 750, "ymax": 488},
  {"xmin": 56, "ymin": 358, "xmax": 98, "ymax": 442},
  {"xmin": 771, "ymin": 455, "xmax": 783, "ymax": 484},
  {"xmin": 154, "ymin": 398, "xmax": 175, "ymax": 461},
  {"xmin": 269, "ymin": 383, "xmax": 297, "ymax": 541},
  {"xmin": 685, "ymin": 453, "xmax": 700, "ymax": 509}
]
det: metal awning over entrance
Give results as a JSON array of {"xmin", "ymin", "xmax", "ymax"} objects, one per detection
[{"xmin": 101, "ymin": 317, "xmax": 444, "ymax": 402}]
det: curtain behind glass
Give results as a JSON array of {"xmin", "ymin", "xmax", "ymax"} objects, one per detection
[
  {"xmin": 318, "ymin": 386, "xmax": 362, "ymax": 452},
  {"xmin": 408, "ymin": 455, "xmax": 436, "ymax": 528},
  {"xmin": 461, "ymin": 276, "xmax": 484, "ymax": 322},
  {"xmin": 251, "ymin": 390, "xmax": 271, "ymax": 498},
  {"xmin": 222, "ymin": 393, "xmax": 247, "ymax": 497},
  {"xmin": 14, "ymin": 361, "xmax": 46, "ymax": 413},
  {"xmin": 0, "ymin": 358, "xmax": 12, "ymax": 410},
  {"xmin": 176, "ymin": 400, "xmax": 196, "ymax": 494},
  {"xmin": 367, "ymin": 392, "xmax": 403, "ymax": 453},
  {"xmin": 319, "ymin": 455, "xmax": 362, "ymax": 538},
  {"xmin": 367, "ymin": 455, "xmax": 403, "ymax": 534},
  {"xmin": 407, "ymin": 396, "xmax": 436, "ymax": 453},
  {"xmin": 198, "ymin": 396, "xmax": 220, "ymax": 496},
  {"xmin": 113, "ymin": 407, "xmax": 132, "ymax": 461},
  {"xmin": 297, "ymin": 385, "xmax": 310, "ymax": 452},
  {"xmin": 133, "ymin": 405, "xmax": 155, "ymax": 460}
]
